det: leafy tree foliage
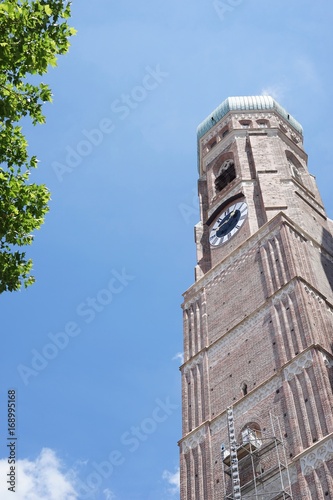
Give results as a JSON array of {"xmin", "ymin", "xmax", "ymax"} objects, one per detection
[{"xmin": 0, "ymin": 0, "xmax": 75, "ymax": 293}]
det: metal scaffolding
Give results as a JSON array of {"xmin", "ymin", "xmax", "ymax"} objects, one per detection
[{"xmin": 222, "ymin": 408, "xmax": 293, "ymax": 500}]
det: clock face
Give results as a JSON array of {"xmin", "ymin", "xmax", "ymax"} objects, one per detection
[{"xmin": 209, "ymin": 201, "xmax": 248, "ymax": 246}]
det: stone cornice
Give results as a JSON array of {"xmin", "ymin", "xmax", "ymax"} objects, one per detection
[
  {"xmin": 294, "ymin": 433, "xmax": 333, "ymax": 475},
  {"xmin": 182, "ymin": 211, "xmax": 333, "ymax": 306}
]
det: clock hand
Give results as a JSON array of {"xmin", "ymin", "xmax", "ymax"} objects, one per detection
[{"xmin": 218, "ymin": 213, "xmax": 232, "ymax": 228}]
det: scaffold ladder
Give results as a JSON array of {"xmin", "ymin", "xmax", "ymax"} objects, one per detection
[{"xmin": 227, "ymin": 406, "xmax": 241, "ymax": 499}]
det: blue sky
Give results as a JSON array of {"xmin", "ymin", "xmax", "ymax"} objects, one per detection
[{"xmin": 1, "ymin": 0, "xmax": 333, "ymax": 498}]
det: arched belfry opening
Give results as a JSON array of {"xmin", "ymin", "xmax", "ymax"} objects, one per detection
[{"xmin": 214, "ymin": 159, "xmax": 236, "ymax": 193}]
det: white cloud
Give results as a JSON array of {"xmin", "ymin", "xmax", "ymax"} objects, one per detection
[
  {"xmin": 172, "ymin": 352, "xmax": 184, "ymax": 365},
  {"xmin": 261, "ymin": 84, "xmax": 286, "ymax": 101},
  {"xmin": 0, "ymin": 448, "xmax": 78, "ymax": 499},
  {"xmin": 103, "ymin": 489, "xmax": 116, "ymax": 500},
  {"xmin": 162, "ymin": 467, "xmax": 180, "ymax": 496}
]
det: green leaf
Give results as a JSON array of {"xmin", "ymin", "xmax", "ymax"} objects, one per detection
[
  {"xmin": 0, "ymin": 0, "xmax": 75, "ymax": 294},
  {"xmin": 44, "ymin": 4, "xmax": 53, "ymax": 16}
]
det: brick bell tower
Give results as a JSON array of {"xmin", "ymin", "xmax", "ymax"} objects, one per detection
[{"xmin": 179, "ymin": 96, "xmax": 333, "ymax": 499}]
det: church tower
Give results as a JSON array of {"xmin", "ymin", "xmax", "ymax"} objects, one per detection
[{"xmin": 179, "ymin": 96, "xmax": 333, "ymax": 499}]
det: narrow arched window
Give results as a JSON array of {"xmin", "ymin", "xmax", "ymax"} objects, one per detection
[
  {"xmin": 239, "ymin": 120, "xmax": 252, "ymax": 129},
  {"xmin": 240, "ymin": 423, "xmax": 262, "ymax": 449},
  {"xmin": 256, "ymin": 119, "xmax": 269, "ymax": 128}
]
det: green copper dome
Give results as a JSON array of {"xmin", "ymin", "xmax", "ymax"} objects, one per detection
[{"xmin": 197, "ymin": 96, "xmax": 303, "ymax": 138}]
